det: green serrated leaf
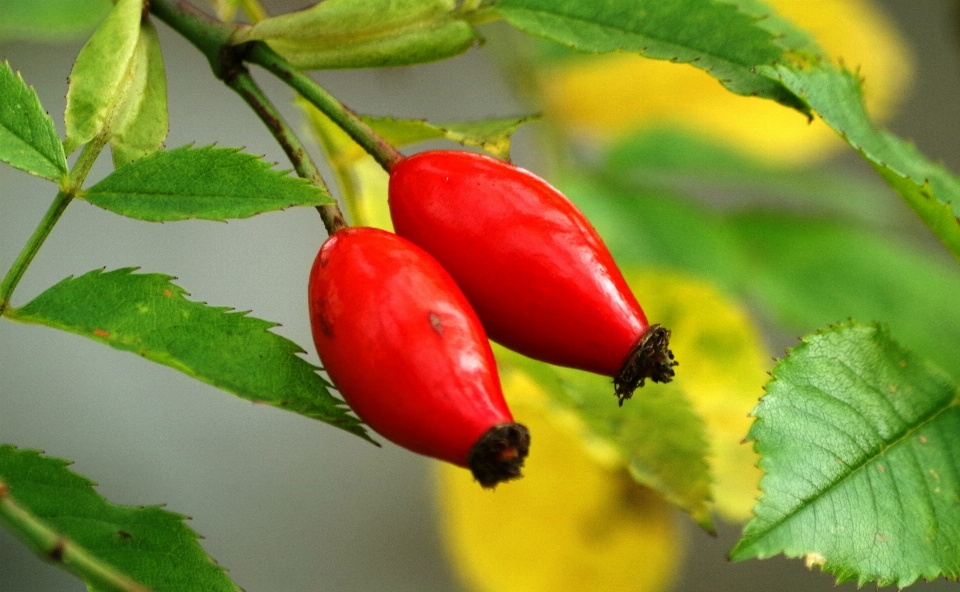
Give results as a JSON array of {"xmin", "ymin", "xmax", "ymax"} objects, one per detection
[
  {"xmin": 83, "ymin": 145, "xmax": 334, "ymax": 221},
  {"xmin": 494, "ymin": 344, "xmax": 713, "ymax": 530},
  {"xmin": 0, "ymin": 445, "xmax": 239, "ymax": 591},
  {"xmin": 6, "ymin": 268, "xmax": 370, "ymax": 440},
  {"xmin": 0, "ymin": 61, "xmax": 67, "ymax": 181},
  {"xmin": 0, "ymin": 0, "xmax": 112, "ymax": 41},
  {"xmin": 768, "ymin": 63, "xmax": 960, "ymax": 263},
  {"xmin": 495, "ymin": 0, "xmax": 812, "ymax": 114},
  {"xmin": 63, "ymin": 0, "xmax": 143, "ymax": 153},
  {"xmin": 731, "ymin": 322, "xmax": 960, "ymax": 587},
  {"xmin": 111, "ymin": 19, "xmax": 169, "ymax": 168}
]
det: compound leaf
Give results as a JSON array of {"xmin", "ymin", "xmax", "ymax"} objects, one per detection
[
  {"xmin": 0, "ymin": 61, "xmax": 67, "ymax": 181},
  {"xmin": 731, "ymin": 322, "xmax": 960, "ymax": 587},
  {"xmin": 0, "ymin": 445, "xmax": 239, "ymax": 591},
  {"xmin": 6, "ymin": 268, "xmax": 369, "ymax": 441},
  {"xmin": 83, "ymin": 145, "xmax": 333, "ymax": 221}
]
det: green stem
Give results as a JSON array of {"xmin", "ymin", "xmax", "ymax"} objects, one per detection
[
  {"xmin": 0, "ymin": 139, "xmax": 106, "ymax": 316},
  {"xmin": 0, "ymin": 481, "xmax": 151, "ymax": 592},
  {"xmin": 245, "ymin": 42, "xmax": 404, "ymax": 173},
  {"xmin": 227, "ymin": 67, "xmax": 347, "ymax": 234},
  {"xmin": 148, "ymin": 0, "xmax": 236, "ymax": 77}
]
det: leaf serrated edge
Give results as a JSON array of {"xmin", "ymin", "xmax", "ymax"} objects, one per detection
[
  {"xmin": 496, "ymin": 2, "xmax": 812, "ymax": 115},
  {"xmin": 731, "ymin": 321, "xmax": 960, "ymax": 586},
  {"xmin": 6, "ymin": 268, "xmax": 371, "ymax": 442},
  {"xmin": 0, "ymin": 60, "xmax": 68, "ymax": 182}
]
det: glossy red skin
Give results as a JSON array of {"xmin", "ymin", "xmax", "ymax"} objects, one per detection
[
  {"xmin": 389, "ymin": 150, "xmax": 648, "ymax": 377},
  {"xmin": 308, "ymin": 227, "xmax": 513, "ymax": 466}
]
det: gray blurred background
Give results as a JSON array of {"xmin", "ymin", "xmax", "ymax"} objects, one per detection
[{"xmin": 2, "ymin": 1, "xmax": 960, "ymax": 591}]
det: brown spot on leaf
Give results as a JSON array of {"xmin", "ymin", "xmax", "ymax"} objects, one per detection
[
  {"xmin": 877, "ymin": 464, "xmax": 885, "ymax": 473},
  {"xmin": 118, "ymin": 530, "xmax": 132, "ymax": 539},
  {"xmin": 48, "ymin": 538, "xmax": 67, "ymax": 562},
  {"xmin": 93, "ymin": 329, "xmax": 110, "ymax": 338},
  {"xmin": 919, "ymin": 435, "xmax": 928, "ymax": 443},
  {"xmin": 162, "ymin": 289, "xmax": 173, "ymax": 297}
]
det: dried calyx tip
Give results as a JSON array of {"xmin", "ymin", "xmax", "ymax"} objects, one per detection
[
  {"xmin": 614, "ymin": 324, "xmax": 677, "ymax": 406},
  {"xmin": 467, "ymin": 422, "xmax": 531, "ymax": 488}
]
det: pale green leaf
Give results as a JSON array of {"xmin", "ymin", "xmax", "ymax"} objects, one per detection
[
  {"xmin": 111, "ymin": 19, "xmax": 169, "ymax": 168},
  {"xmin": 0, "ymin": 61, "xmax": 67, "ymax": 181},
  {"xmin": 0, "ymin": 0, "xmax": 111, "ymax": 41},
  {"xmin": 494, "ymin": 344, "xmax": 713, "ymax": 531},
  {"xmin": 235, "ymin": 0, "xmax": 458, "ymax": 43},
  {"xmin": 83, "ymin": 145, "xmax": 333, "ymax": 221},
  {"xmin": 731, "ymin": 322, "xmax": 960, "ymax": 587},
  {"xmin": 495, "ymin": 0, "xmax": 812, "ymax": 114},
  {"xmin": 0, "ymin": 445, "xmax": 239, "ymax": 591},
  {"xmin": 233, "ymin": 0, "xmax": 477, "ymax": 69},
  {"xmin": 6, "ymin": 268, "xmax": 369, "ymax": 441},
  {"xmin": 63, "ymin": 0, "xmax": 143, "ymax": 153}
]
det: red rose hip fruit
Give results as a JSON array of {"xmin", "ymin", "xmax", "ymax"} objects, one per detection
[
  {"xmin": 388, "ymin": 150, "xmax": 675, "ymax": 404},
  {"xmin": 309, "ymin": 227, "xmax": 529, "ymax": 487}
]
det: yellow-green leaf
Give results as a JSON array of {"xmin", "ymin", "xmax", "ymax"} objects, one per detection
[
  {"xmin": 110, "ymin": 19, "xmax": 169, "ymax": 167},
  {"xmin": 627, "ymin": 269, "xmax": 769, "ymax": 522},
  {"xmin": 63, "ymin": 0, "xmax": 143, "ymax": 153},
  {"xmin": 435, "ymin": 369, "xmax": 680, "ymax": 592}
]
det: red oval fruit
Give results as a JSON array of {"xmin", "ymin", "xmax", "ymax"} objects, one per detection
[
  {"xmin": 308, "ymin": 226, "xmax": 529, "ymax": 487},
  {"xmin": 388, "ymin": 150, "xmax": 675, "ymax": 404}
]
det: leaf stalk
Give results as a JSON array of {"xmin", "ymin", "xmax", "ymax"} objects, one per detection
[
  {"xmin": 0, "ymin": 137, "xmax": 107, "ymax": 316},
  {"xmin": 244, "ymin": 42, "xmax": 405, "ymax": 172}
]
